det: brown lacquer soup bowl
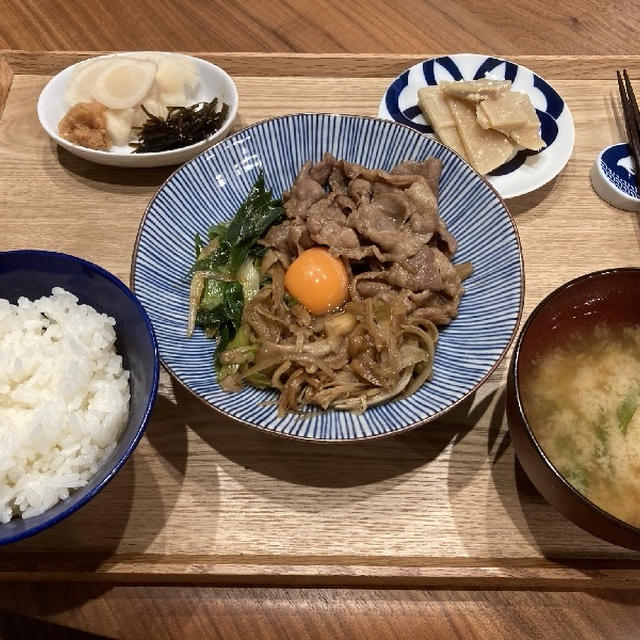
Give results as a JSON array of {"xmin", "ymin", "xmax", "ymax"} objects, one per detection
[{"xmin": 506, "ymin": 267, "xmax": 640, "ymax": 549}]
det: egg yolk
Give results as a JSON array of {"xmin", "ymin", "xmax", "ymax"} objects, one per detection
[{"xmin": 284, "ymin": 247, "xmax": 348, "ymax": 315}]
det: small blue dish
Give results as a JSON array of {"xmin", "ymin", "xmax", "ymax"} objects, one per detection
[
  {"xmin": 133, "ymin": 113, "xmax": 524, "ymax": 441},
  {"xmin": 0, "ymin": 250, "xmax": 159, "ymax": 545},
  {"xmin": 378, "ymin": 53, "xmax": 575, "ymax": 199}
]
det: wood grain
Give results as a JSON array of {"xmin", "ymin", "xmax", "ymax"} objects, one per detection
[
  {"xmin": 0, "ymin": 585, "xmax": 639, "ymax": 639},
  {"xmin": 4, "ymin": 50, "xmax": 640, "ymax": 79},
  {"xmin": 0, "ymin": 54, "xmax": 639, "ymax": 594},
  {"xmin": 1, "ymin": 0, "xmax": 640, "ymax": 56},
  {"xmin": 1, "ymin": 0, "xmax": 640, "ymax": 624}
]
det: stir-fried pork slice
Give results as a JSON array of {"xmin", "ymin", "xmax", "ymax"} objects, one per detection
[
  {"xmin": 391, "ymin": 158, "xmax": 442, "ymax": 197},
  {"xmin": 329, "ymin": 163, "xmax": 348, "ymax": 194},
  {"xmin": 403, "ymin": 179, "xmax": 440, "ymax": 235},
  {"xmin": 408, "ymin": 289, "xmax": 463, "ymax": 325},
  {"xmin": 385, "ymin": 246, "xmax": 443, "ymax": 292},
  {"xmin": 347, "ymin": 177, "xmax": 373, "ymax": 206},
  {"xmin": 356, "ymin": 280, "xmax": 395, "ymax": 298},
  {"xmin": 307, "ymin": 217, "xmax": 360, "ymax": 251},
  {"xmin": 303, "ymin": 195, "xmax": 360, "ymax": 252},
  {"xmin": 371, "ymin": 192, "xmax": 412, "ymax": 225},
  {"xmin": 435, "ymin": 220, "xmax": 458, "ymax": 255},
  {"xmin": 431, "ymin": 247, "xmax": 462, "ymax": 296},
  {"xmin": 348, "ymin": 202, "xmax": 428, "ymax": 260},
  {"xmin": 334, "ymin": 194, "xmax": 357, "ymax": 215},
  {"xmin": 306, "ymin": 195, "xmax": 348, "ymax": 224},
  {"xmin": 308, "ymin": 152, "xmax": 336, "ymax": 184},
  {"xmin": 283, "ymin": 161, "xmax": 327, "ymax": 219},
  {"xmin": 261, "ymin": 219, "xmax": 314, "ymax": 257},
  {"xmin": 341, "ymin": 160, "xmax": 440, "ymax": 192}
]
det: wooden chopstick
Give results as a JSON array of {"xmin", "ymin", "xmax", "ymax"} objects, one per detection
[{"xmin": 617, "ymin": 69, "xmax": 640, "ymax": 192}]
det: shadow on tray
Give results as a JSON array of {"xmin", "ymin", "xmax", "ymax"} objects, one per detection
[
  {"xmin": 0, "ymin": 393, "xmax": 190, "ymax": 568},
  {"xmin": 170, "ymin": 374, "xmax": 483, "ymax": 490},
  {"xmin": 0, "ymin": 394, "xmax": 192, "ymax": 616},
  {"xmin": 45, "ymin": 144, "xmax": 177, "ymax": 190},
  {"xmin": 479, "ymin": 388, "xmax": 640, "ymax": 586},
  {"xmin": 0, "ymin": 607, "xmax": 113, "ymax": 640}
]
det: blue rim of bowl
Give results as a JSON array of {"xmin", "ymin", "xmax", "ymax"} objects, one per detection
[
  {"xmin": 511, "ymin": 266, "xmax": 640, "ymax": 538},
  {"xmin": 0, "ymin": 249, "xmax": 160, "ymax": 544},
  {"xmin": 131, "ymin": 112, "xmax": 525, "ymax": 443}
]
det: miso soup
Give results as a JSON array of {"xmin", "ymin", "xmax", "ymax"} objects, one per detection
[{"xmin": 520, "ymin": 323, "xmax": 640, "ymax": 527}]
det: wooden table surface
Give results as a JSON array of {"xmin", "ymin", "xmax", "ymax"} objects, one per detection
[{"xmin": 2, "ymin": 2, "xmax": 640, "ymax": 639}]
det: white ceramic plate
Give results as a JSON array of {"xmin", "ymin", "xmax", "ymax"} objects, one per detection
[
  {"xmin": 37, "ymin": 52, "xmax": 238, "ymax": 168},
  {"xmin": 378, "ymin": 53, "xmax": 574, "ymax": 199}
]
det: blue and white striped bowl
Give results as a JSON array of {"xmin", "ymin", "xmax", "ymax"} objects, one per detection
[
  {"xmin": 132, "ymin": 113, "xmax": 524, "ymax": 441},
  {"xmin": 379, "ymin": 54, "xmax": 575, "ymax": 199}
]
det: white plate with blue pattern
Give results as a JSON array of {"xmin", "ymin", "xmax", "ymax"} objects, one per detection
[
  {"xmin": 378, "ymin": 53, "xmax": 574, "ymax": 199},
  {"xmin": 132, "ymin": 113, "xmax": 524, "ymax": 441}
]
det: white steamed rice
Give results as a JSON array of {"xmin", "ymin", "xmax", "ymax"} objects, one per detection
[{"xmin": 0, "ymin": 287, "xmax": 130, "ymax": 523}]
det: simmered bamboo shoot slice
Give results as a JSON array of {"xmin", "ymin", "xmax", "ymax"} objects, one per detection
[
  {"xmin": 478, "ymin": 91, "xmax": 546, "ymax": 150},
  {"xmin": 417, "ymin": 86, "xmax": 468, "ymax": 160},
  {"xmin": 447, "ymin": 96, "xmax": 514, "ymax": 174},
  {"xmin": 440, "ymin": 78, "xmax": 512, "ymax": 102},
  {"xmin": 476, "ymin": 92, "xmax": 529, "ymax": 131}
]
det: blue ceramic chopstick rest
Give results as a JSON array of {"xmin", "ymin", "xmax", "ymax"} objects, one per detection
[{"xmin": 590, "ymin": 143, "xmax": 640, "ymax": 211}]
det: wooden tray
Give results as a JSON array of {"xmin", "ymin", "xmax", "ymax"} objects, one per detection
[{"xmin": 1, "ymin": 51, "xmax": 640, "ymax": 588}]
